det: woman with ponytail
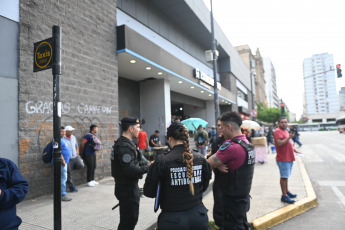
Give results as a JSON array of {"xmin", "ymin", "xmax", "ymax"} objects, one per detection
[{"xmin": 144, "ymin": 122, "xmax": 211, "ymax": 230}]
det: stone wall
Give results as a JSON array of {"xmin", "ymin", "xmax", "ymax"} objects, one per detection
[{"xmin": 18, "ymin": 0, "xmax": 118, "ymax": 198}]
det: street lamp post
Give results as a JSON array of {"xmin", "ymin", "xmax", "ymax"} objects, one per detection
[{"xmin": 210, "ymin": 0, "xmax": 219, "ymax": 125}]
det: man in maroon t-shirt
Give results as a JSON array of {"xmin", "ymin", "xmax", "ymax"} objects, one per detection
[
  {"xmin": 274, "ymin": 117, "xmax": 301, "ymax": 204},
  {"xmin": 208, "ymin": 112, "xmax": 253, "ymax": 230}
]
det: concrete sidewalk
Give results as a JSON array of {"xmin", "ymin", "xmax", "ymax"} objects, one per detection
[{"xmin": 17, "ymin": 150, "xmax": 317, "ymax": 230}]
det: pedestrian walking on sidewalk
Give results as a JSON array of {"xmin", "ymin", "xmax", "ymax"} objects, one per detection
[
  {"xmin": 111, "ymin": 117, "xmax": 150, "ymax": 230},
  {"xmin": 208, "ymin": 112, "xmax": 255, "ymax": 230},
  {"xmin": 274, "ymin": 117, "xmax": 301, "ymax": 204},
  {"xmin": 64, "ymin": 125, "xmax": 84, "ymax": 192},
  {"xmin": 0, "ymin": 158, "xmax": 29, "ymax": 230},
  {"xmin": 207, "ymin": 117, "xmax": 226, "ymax": 230},
  {"xmin": 144, "ymin": 122, "xmax": 211, "ymax": 230}
]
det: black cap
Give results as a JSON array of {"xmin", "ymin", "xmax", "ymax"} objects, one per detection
[
  {"xmin": 167, "ymin": 122, "xmax": 185, "ymax": 138},
  {"xmin": 121, "ymin": 117, "xmax": 140, "ymax": 126}
]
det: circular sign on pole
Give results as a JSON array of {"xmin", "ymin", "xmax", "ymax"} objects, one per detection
[
  {"xmin": 250, "ymin": 109, "xmax": 258, "ymax": 117},
  {"xmin": 33, "ymin": 37, "xmax": 53, "ymax": 72}
]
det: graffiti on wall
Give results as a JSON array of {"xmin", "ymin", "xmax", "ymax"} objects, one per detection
[
  {"xmin": 25, "ymin": 101, "xmax": 113, "ymax": 115},
  {"xmin": 19, "ymin": 113, "xmax": 117, "ymax": 175}
]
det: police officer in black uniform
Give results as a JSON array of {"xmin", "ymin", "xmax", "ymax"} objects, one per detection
[
  {"xmin": 144, "ymin": 122, "xmax": 211, "ymax": 230},
  {"xmin": 207, "ymin": 117, "xmax": 226, "ymax": 230},
  {"xmin": 111, "ymin": 117, "xmax": 149, "ymax": 230},
  {"xmin": 208, "ymin": 112, "xmax": 255, "ymax": 230}
]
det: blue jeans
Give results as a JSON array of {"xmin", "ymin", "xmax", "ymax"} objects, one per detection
[
  {"xmin": 293, "ymin": 135, "xmax": 302, "ymax": 146},
  {"xmin": 197, "ymin": 145, "xmax": 207, "ymax": 156},
  {"xmin": 61, "ymin": 164, "xmax": 67, "ymax": 196}
]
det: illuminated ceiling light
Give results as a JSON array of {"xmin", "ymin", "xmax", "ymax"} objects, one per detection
[
  {"xmin": 200, "ymin": 91, "xmax": 204, "ymax": 93},
  {"xmin": 180, "ymin": 107, "xmax": 183, "ymax": 110},
  {"xmin": 130, "ymin": 60, "xmax": 136, "ymax": 63},
  {"xmin": 178, "ymin": 81, "xmax": 183, "ymax": 84},
  {"xmin": 146, "ymin": 67, "xmax": 151, "ymax": 70},
  {"xmin": 208, "ymin": 94, "xmax": 212, "ymax": 97},
  {"xmin": 222, "ymin": 100, "xmax": 224, "ymax": 102},
  {"xmin": 158, "ymin": 72, "xmax": 163, "ymax": 75},
  {"xmin": 190, "ymin": 86, "xmax": 195, "ymax": 89}
]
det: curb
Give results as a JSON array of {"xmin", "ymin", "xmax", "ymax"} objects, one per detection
[{"xmin": 251, "ymin": 156, "xmax": 318, "ymax": 230}]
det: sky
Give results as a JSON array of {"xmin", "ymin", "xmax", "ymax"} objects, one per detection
[{"xmin": 203, "ymin": 0, "xmax": 345, "ymax": 119}]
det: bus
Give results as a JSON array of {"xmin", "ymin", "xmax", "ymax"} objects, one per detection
[
  {"xmin": 298, "ymin": 122, "xmax": 338, "ymax": 132},
  {"xmin": 336, "ymin": 116, "xmax": 345, "ymax": 133}
]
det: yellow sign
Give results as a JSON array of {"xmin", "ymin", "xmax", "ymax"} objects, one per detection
[{"xmin": 33, "ymin": 38, "xmax": 53, "ymax": 72}]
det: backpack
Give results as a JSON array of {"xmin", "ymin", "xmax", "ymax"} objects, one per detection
[
  {"xmin": 88, "ymin": 133, "xmax": 102, "ymax": 151},
  {"xmin": 42, "ymin": 141, "xmax": 54, "ymax": 163},
  {"xmin": 196, "ymin": 131, "xmax": 206, "ymax": 145}
]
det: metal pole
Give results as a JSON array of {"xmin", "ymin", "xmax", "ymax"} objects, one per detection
[
  {"xmin": 210, "ymin": 0, "xmax": 219, "ymax": 125},
  {"xmin": 250, "ymin": 54, "xmax": 255, "ymax": 120},
  {"xmin": 52, "ymin": 25, "xmax": 62, "ymax": 230}
]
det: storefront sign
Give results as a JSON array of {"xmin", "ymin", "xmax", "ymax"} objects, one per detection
[
  {"xmin": 194, "ymin": 68, "xmax": 221, "ymax": 90},
  {"xmin": 33, "ymin": 37, "xmax": 53, "ymax": 72}
]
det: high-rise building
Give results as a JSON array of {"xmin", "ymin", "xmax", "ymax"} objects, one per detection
[
  {"xmin": 263, "ymin": 57, "xmax": 279, "ymax": 108},
  {"xmin": 339, "ymin": 87, "xmax": 345, "ymax": 111},
  {"xmin": 303, "ymin": 53, "xmax": 340, "ymax": 122}
]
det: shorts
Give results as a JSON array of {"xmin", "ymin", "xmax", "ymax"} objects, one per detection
[{"xmin": 276, "ymin": 161, "xmax": 293, "ymax": 178}]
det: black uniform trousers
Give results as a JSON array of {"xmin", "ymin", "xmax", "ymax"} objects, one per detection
[
  {"xmin": 158, "ymin": 203, "xmax": 209, "ymax": 230},
  {"xmin": 212, "ymin": 171, "xmax": 224, "ymax": 230},
  {"xmin": 223, "ymin": 194, "xmax": 250, "ymax": 230},
  {"xmin": 84, "ymin": 154, "xmax": 96, "ymax": 182},
  {"xmin": 115, "ymin": 183, "xmax": 140, "ymax": 230}
]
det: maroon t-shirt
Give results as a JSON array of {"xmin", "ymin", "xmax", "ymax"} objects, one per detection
[{"xmin": 216, "ymin": 134, "xmax": 248, "ymax": 171}]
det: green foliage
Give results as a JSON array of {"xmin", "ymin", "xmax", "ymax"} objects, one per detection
[{"xmin": 256, "ymin": 103, "xmax": 287, "ymax": 123}]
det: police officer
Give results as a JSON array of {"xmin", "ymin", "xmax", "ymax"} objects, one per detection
[
  {"xmin": 207, "ymin": 117, "xmax": 226, "ymax": 230},
  {"xmin": 208, "ymin": 112, "xmax": 255, "ymax": 230},
  {"xmin": 144, "ymin": 122, "xmax": 211, "ymax": 230},
  {"xmin": 111, "ymin": 117, "xmax": 149, "ymax": 230}
]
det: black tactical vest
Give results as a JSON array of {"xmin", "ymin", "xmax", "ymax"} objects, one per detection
[
  {"xmin": 159, "ymin": 146, "xmax": 205, "ymax": 212},
  {"xmin": 111, "ymin": 137, "xmax": 142, "ymax": 184},
  {"xmin": 221, "ymin": 138, "xmax": 255, "ymax": 196}
]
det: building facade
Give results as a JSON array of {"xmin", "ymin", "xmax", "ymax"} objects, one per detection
[
  {"xmin": 253, "ymin": 48, "xmax": 266, "ymax": 106},
  {"xmin": 303, "ymin": 53, "xmax": 340, "ymax": 122},
  {"xmin": 1, "ymin": 0, "xmax": 253, "ymax": 198},
  {"xmin": 263, "ymin": 57, "xmax": 279, "ymax": 108}
]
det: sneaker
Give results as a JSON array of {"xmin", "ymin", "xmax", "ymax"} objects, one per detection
[
  {"xmin": 281, "ymin": 195, "xmax": 295, "ymax": 204},
  {"xmin": 87, "ymin": 181, "xmax": 95, "ymax": 187},
  {"xmin": 91, "ymin": 180, "xmax": 99, "ymax": 185},
  {"xmin": 287, "ymin": 191, "xmax": 297, "ymax": 198},
  {"xmin": 62, "ymin": 195, "xmax": 72, "ymax": 201},
  {"xmin": 69, "ymin": 185, "xmax": 78, "ymax": 192}
]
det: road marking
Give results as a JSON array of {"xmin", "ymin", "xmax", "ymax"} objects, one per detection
[
  {"xmin": 318, "ymin": 181, "xmax": 345, "ymax": 208},
  {"xmin": 331, "ymin": 187, "xmax": 345, "ymax": 208},
  {"xmin": 318, "ymin": 181, "xmax": 345, "ymax": 186},
  {"xmin": 299, "ymin": 145, "xmax": 323, "ymax": 162}
]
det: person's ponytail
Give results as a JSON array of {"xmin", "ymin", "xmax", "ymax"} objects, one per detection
[{"xmin": 182, "ymin": 128, "xmax": 194, "ymax": 195}]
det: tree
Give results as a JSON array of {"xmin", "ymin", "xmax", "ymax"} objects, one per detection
[{"xmin": 256, "ymin": 103, "xmax": 287, "ymax": 123}]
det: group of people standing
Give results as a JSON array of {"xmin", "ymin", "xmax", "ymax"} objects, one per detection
[
  {"xmin": 58, "ymin": 124, "xmax": 101, "ymax": 201},
  {"xmin": 111, "ymin": 112, "xmax": 256, "ymax": 230},
  {"xmin": 1, "ymin": 113, "xmax": 302, "ymax": 230}
]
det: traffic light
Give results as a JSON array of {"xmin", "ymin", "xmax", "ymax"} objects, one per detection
[
  {"xmin": 336, "ymin": 64, "xmax": 342, "ymax": 78},
  {"xmin": 281, "ymin": 103, "xmax": 285, "ymax": 116}
]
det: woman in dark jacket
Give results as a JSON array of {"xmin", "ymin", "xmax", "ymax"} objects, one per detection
[{"xmin": 144, "ymin": 122, "xmax": 211, "ymax": 230}]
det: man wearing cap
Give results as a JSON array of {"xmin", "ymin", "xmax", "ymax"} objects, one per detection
[
  {"xmin": 111, "ymin": 117, "xmax": 150, "ymax": 230},
  {"xmin": 64, "ymin": 125, "xmax": 84, "ymax": 192}
]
